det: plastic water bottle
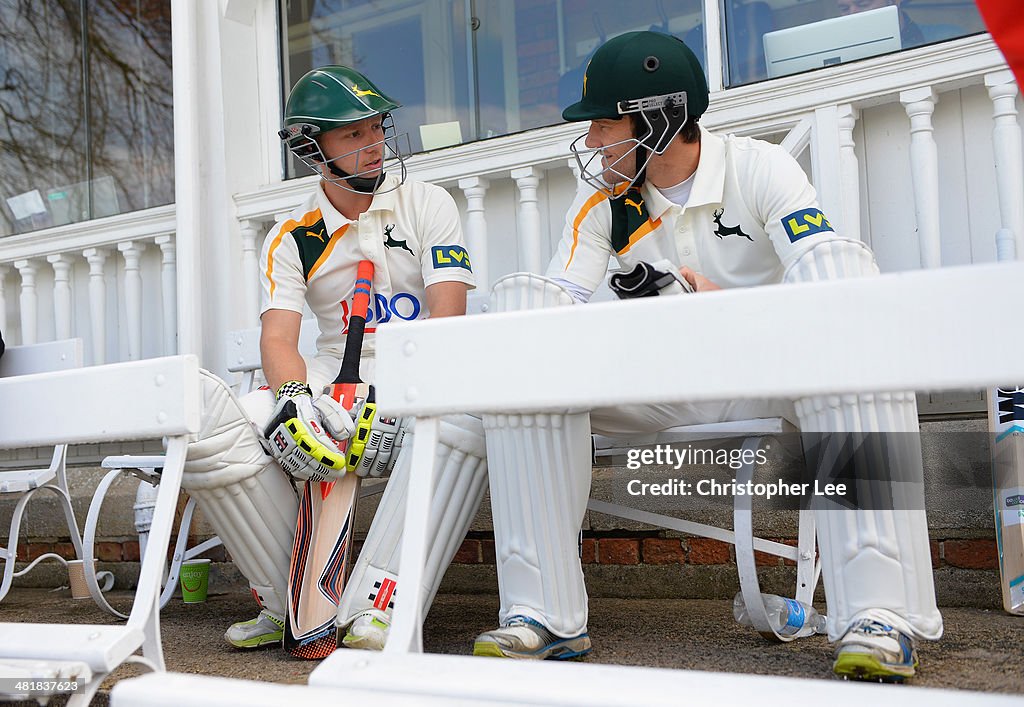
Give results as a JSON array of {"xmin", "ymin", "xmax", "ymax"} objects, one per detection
[{"xmin": 733, "ymin": 591, "xmax": 826, "ymax": 638}]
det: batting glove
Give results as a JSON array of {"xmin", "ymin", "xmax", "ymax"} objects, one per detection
[
  {"xmin": 263, "ymin": 380, "xmax": 356, "ymax": 482},
  {"xmin": 346, "ymin": 386, "xmax": 408, "ymax": 477}
]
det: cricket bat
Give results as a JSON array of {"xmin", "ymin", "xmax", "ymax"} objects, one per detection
[
  {"xmin": 988, "ymin": 230, "xmax": 1024, "ymax": 615},
  {"xmin": 284, "ymin": 260, "xmax": 374, "ymax": 658}
]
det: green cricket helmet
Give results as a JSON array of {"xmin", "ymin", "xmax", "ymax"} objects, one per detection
[
  {"xmin": 279, "ymin": 66, "xmax": 408, "ymax": 194},
  {"xmin": 563, "ymin": 32, "xmax": 709, "ymax": 195}
]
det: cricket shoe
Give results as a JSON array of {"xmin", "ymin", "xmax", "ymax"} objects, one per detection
[
  {"xmin": 833, "ymin": 618, "xmax": 918, "ymax": 682},
  {"xmin": 473, "ymin": 615, "xmax": 591, "ymax": 660},
  {"xmin": 224, "ymin": 609, "xmax": 284, "ymax": 649},
  {"xmin": 340, "ymin": 608, "xmax": 390, "ymax": 651}
]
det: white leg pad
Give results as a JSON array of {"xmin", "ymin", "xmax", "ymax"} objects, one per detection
[
  {"xmin": 484, "ymin": 272, "xmax": 589, "ymax": 637},
  {"xmin": 785, "ymin": 240, "xmax": 941, "ymax": 641},
  {"xmin": 182, "ymin": 370, "xmax": 298, "ymax": 617},
  {"xmin": 336, "ymin": 414, "xmax": 488, "ymax": 626},
  {"xmin": 483, "ymin": 411, "xmax": 592, "ymax": 638}
]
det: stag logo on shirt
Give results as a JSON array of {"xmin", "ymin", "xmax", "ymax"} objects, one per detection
[{"xmin": 383, "ymin": 224, "xmax": 414, "ymax": 255}]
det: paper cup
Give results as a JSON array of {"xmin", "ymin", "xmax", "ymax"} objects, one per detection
[
  {"xmin": 67, "ymin": 559, "xmax": 92, "ymax": 600},
  {"xmin": 179, "ymin": 559, "xmax": 211, "ymax": 603}
]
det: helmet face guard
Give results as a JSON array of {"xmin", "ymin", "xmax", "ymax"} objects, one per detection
[
  {"xmin": 281, "ymin": 112, "xmax": 410, "ymax": 195},
  {"xmin": 569, "ymin": 90, "xmax": 689, "ymax": 197}
]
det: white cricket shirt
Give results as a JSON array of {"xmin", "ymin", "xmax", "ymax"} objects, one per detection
[
  {"xmin": 549, "ymin": 125, "xmax": 842, "ymax": 294},
  {"xmin": 260, "ymin": 174, "xmax": 475, "ymax": 358}
]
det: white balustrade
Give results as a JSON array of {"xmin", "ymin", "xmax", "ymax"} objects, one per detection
[
  {"xmin": 985, "ymin": 70, "xmax": 1024, "ymax": 260},
  {"xmin": 511, "ymin": 166, "xmax": 543, "ymax": 274},
  {"xmin": 900, "ymin": 86, "xmax": 942, "ymax": 269},
  {"xmin": 83, "ymin": 248, "xmax": 109, "ymax": 365},
  {"xmin": 14, "ymin": 260, "xmax": 38, "ymax": 346},
  {"xmin": 458, "ymin": 177, "xmax": 490, "ymax": 288},
  {"xmin": 156, "ymin": 236, "xmax": 178, "ymax": 355},
  {"xmin": 118, "ymin": 241, "xmax": 145, "ymax": 361}
]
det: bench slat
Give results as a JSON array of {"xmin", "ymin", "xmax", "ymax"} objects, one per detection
[
  {"xmin": 0, "ymin": 624, "xmax": 144, "ymax": 673},
  {"xmin": 0, "ymin": 356, "xmax": 201, "ymax": 449}
]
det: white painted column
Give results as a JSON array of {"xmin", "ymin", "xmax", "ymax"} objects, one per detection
[
  {"xmin": 837, "ymin": 104, "xmax": 862, "ymax": 242},
  {"xmin": 0, "ymin": 264, "xmax": 8, "ymax": 334},
  {"xmin": 14, "ymin": 259, "xmax": 38, "ymax": 345},
  {"xmin": 457, "ymin": 177, "xmax": 490, "ymax": 289},
  {"xmin": 239, "ymin": 220, "xmax": 262, "ymax": 324},
  {"xmin": 155, "ymin": 235, "xmax": 178, "ymax": 355},
  {"xmin": 47, "ymin": 253, "xmax": 74, "ymax": 340},
  {"xmin": 118, "ymin": 241, "xmax": 145, "ymax": 360},
  {"xmin": 566, "ymin": 157, "xmax": 582, "ymax": 183},
  {"xmin": 171, "ymin": 0, "xmax": 203, "ymax": 359},
  {"xmin": 900, "ymin": 86, "xmax": 942, "ymax": 269},
  {"xmin": 985, "ymin": 70, "xmax": 1024, "ymax": 260},
  {"xmin": 83, "ymin": 248, "xmax": 108, "ymax": 365},
  {"xmin": 511, "ymin": 166, "xmax": 543, "ymax": 274}
]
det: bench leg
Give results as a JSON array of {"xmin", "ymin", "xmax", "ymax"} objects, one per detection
[{"xmin": 385, "ymin": 416, "xmax": 440, "ymax": 654}]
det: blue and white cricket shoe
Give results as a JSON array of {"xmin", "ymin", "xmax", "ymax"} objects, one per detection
[
  {"xmin": 473, "ymin": 615, "xmax": 592, "ymax": 660},
  {"xmin": 833, "ymin": 618, "xmax": 918, "ymax": 682}
]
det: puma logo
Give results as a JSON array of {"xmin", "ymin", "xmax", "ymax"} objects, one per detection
[
  {"xmin": 624, "ymin": 197, "xmax": 644, "ymax": 217},
  {"xmin": 383, "ymin": 224, "xmax": 414, "ymax": 255},
  {"xmin": 712, "ymin": 209, "xmax": 752, "ymax": 241},
  {"xmin": 352, "ymin": 84, "xmax": 382, "ymax": 99},
  {"xmin": 306, "ymin": 228, "xmax": 326, "ymax": 243}
]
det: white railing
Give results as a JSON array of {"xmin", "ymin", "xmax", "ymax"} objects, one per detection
[
  {"xmin": 0, "ymin": 35, "xmax": 1018, "ymax": 368},
  {"xmin": 0, "ymin": 206, "xmax": 177, "ymax": 366}
]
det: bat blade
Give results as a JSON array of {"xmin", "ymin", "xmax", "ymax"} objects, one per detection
[{"xmin": 284, "ymin": 260, "xmax": 374, "ymax": 658}]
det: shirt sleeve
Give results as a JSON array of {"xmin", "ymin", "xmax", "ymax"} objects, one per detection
[
  {"xmin": 751, "ymin": 144, "xmax": 844, "ymax": 269},
  {"xmin": 545, "ymin": 187, "xmax": 614, "ymax": 293},
  {"xmin": 259, "ymin": 223, "xmax": 308, "ymax": 316},
  {"xmin": 416, "ymin": 184, "xmax": 477, "ymax": 289}
]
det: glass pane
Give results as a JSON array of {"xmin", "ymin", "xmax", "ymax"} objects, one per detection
[
  {"xmin": 476, "ymin": 0, "xmax": 705, "ymax": 136},
  {"xmin": 279, "ymin": 0, "xmax": 705, "ymax": 177},
  {"xmin": 0, "ymin": 1, "xmax": 87, "ymax": 236},
  {"xmin": 85, "ymin": 0, "xmax": 175, "ymax": 221},
  {"xmin": 726, "ymin": 0, "xmax": 987, "ymax": 86},
  {"xmin": 281, "ymin": 0, "xmax": 472, "ymax": 178}
]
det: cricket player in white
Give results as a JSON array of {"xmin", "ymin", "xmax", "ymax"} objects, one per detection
[
  {"xmin": 180, "ymin": 65, "xmax": 487, "ymax": 651},
  {"xmin": 474, "ymin": 32, "xmax": 942, "ymax": 681}
]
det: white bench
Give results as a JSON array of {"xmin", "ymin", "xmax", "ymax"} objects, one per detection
[
  {"xmin": 0, "ymin": 339, "xmax": 109, "ymax": 604},
  {"xmin": 356, "ymin": 261, "xmax": 1024, "ymax": 702},
  {"xmin": 0, "ymin": 355, "xmax": 201, "ymax": 705}
]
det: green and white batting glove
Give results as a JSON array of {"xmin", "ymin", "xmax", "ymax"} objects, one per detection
[
  {"xmin": 263, "ymin": 380, "xmax": 356, "ymax": 482},
  {"xmin": 346, "ymin": 386, "xmax": 408, "ymax": 478}
]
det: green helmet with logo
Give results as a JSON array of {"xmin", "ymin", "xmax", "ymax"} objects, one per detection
[
  {"xmin": 281, "ymin": 65, "xmax": 400, "ymax": 145},
  {"xmin": 280, "ymin": 66, "xmax": 407, "ymax": 194},
  {"xmin": 563, "ymin": 32, "xmax": 709, "ymax": 195},
  {"xmin": 563, "ymin": 31, "xmax": 708, "ymax": 124}
]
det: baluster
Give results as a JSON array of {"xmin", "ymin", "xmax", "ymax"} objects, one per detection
[
  {"xmin": 837, "ymin": 104, "xmax": 862, "ymax": 242},
  {"xmin": 14, "ymin": 260, "xmax": 38, "ymax": 345},
  {"xmin": 0, "ymin": 264, "xmax": 8, "ymax": 334},
  {"xmin": 458, "ymin": 177, "xmax": 490, "ymax": 289},
  {"xmin": 511, "ymin": 166, "xmax": 543, "ymax": 274},
  {"xmin": 118, "ymin": 241, "xmax": 144, "ymax": 360},
  {"xmin": 985, "ymin": 71, "xmax": 1024, "ymax": 260},
  {"xmin": 900, "ymin": 86, "xmax": 941, "ymax": 269},
  {"xmin": 155, "ymin": 235, "xmax": 178, "ymax": 355},
  {"xmin": 239, "ymin": 220, "xmax": 261, "ymax": 325},
  {"xmin": 47, "ymin": 254, "xmax": 73, "ymax": 340},
  {"xmin": 83, "ymin": 248, "xmax": 108, "ymax": 364}
]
